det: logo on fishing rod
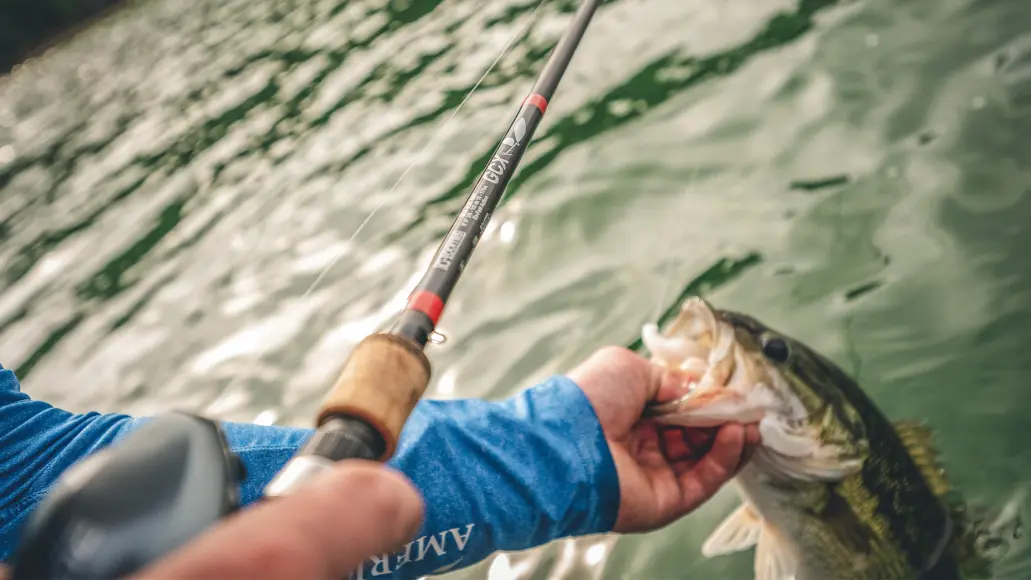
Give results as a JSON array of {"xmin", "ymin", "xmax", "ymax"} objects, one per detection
[
  {"xmin": 430, "ymin": 108, "xmax": 535, "ymax": 272},
  {"xmin": 483, "ymin": 117, "xmax": 527, "ymax": 185}
]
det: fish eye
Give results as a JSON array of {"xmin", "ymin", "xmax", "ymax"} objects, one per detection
[{"xmin": 761, "ymin": 336, "xmax": 790, "ymax": 363}]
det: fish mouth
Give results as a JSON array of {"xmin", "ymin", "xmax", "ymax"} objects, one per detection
[
  {"xmin": 640, "ymin": 298, "xmax": 868, "ymax": 481},
  {"xmin": 642, "ymin": 297, "xmax": 768, "ymax": 426}
]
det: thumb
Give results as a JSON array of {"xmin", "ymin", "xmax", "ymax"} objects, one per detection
[
  {"xmin": 569, "ymin": 347, "xmax": 699, "ymax": 436},
  {"xmin": 650, "ymin": 364, "xmax": 698, "ymax": 404},
  {"xmin": 132, "ymin": 461, "xmax": 424, "ymax": 580}
]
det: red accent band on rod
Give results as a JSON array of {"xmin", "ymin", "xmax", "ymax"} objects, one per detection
[
  {"xmin": 407, "ymin": 290, "xmax": 445, "ymax": 325},
  {"xmin": 523, "ymin": 94, "xmax": 548, "ymax": 114}
]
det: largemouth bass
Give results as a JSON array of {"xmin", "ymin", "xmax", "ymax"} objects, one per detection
[{"xmin": 641, "ymin": 297, "xmax": 999, "ymax": 580}]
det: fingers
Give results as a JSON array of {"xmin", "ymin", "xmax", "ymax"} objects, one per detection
[
  {"xmin": 567, "ymin": 347, "xmax": 657, "ymax": 436},
  {"xmin": 676, "ymin": 423, "xmax": 747, "ymax": 512},
  {"xmin": 132, "ymin": 461, "xmax": 425, "ymax": 580},
  {"xmin": 658, "ymin": 426, "xmax": 718, "ymax": 464}
]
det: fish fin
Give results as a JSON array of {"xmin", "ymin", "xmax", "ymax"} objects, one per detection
[
  {"xmin": 701, "ymin": 503, "xmax": 763, "ymax": 557},
  {"xmin": 946, "ymin": 492, "xmax": 1024, "ymax": 579},
  {"xmin": 893, "ymin": 420, "xmax": 950, "ymax": 497},
  {"xmin": 755, "ymin": 521, "xmax": 797, "ymax": 580}
]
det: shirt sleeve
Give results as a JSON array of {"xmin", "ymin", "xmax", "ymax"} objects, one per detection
[
  {"xmin": 0, "ymin": 363, "xmax": 620, "ymax": 577},
  {"xmin": 0, "ymin": 364, "xmax": 138, "ymax": 560},
  {"xmin": 362, "ymin": 374, "xmax": 621, "ymax": 579}
]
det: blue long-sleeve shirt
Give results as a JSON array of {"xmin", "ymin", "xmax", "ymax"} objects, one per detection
[{"xmin": 0, "ymin": 362, "xmax": 620, "ymax": 578}]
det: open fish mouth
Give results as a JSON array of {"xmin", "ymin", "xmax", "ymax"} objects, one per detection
[
  {"xmin": 641, "ymin": 297, "xmax": 777, "ymax": 427},
  {"xmin": 639, "ymin": 297, "xmax": 868, "ymax": 482}
]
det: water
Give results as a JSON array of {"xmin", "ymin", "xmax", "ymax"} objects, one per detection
[{"xmin": 1, "ymin": 0, "xmax": 1030, "ymax": 577}]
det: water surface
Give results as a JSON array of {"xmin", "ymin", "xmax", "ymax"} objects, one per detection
[{"xmin": 1, "ymin": 0, "xmax": 1030, "ymax": 577}]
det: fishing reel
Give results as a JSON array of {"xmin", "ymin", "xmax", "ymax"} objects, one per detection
[{"xmin": 8, "ymin": 412, "xmax": 245, "ymax": 580}]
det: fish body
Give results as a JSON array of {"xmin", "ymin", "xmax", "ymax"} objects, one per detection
[{"xmin": 641, "ymin": 297, "xmax": 991, "ymax": 580}]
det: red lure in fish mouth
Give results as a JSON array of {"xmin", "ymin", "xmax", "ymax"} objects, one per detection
[{"xmin": 658, "ymin": 425, "xmax": 718, "ymax": 462}]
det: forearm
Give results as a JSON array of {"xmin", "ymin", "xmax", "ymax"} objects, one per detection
[
  {"xmin": 0, "ymin": 368, "xmax": 619, "ymax": 575},
  {"xmin": 192, "ymin": 375, "xmax": 620, "ymax": 579},
  {"xmin": 367, "ymin": 375, "xmax": 620, "ymax": 579}
]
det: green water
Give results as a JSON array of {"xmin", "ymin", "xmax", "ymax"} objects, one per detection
[{"xmin": 1, "ymin": 0, "xmax": 1030, "ymax": 577}]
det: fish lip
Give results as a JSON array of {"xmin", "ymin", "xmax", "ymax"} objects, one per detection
[
  {"xmin": 643, "ymin": 393, "xmax": 692, "ymax": 417},
  {"xmin": 642, "ymin": 356, "xmax": 747, "ymax": 423},
  {"xmin": 643, "ymin": 297, "xmax": 739, "ymax": 418},
  {"xmin": 668, "ymin": 296, "xmax": 720, "ymax": 341},
  {"xmin": 642, "ymin": 386, "xmax": 751, "ymax": 425}
]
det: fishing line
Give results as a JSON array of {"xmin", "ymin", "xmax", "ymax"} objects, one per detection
[
  {"xmin": 651, "ymin": 258, "xmax": 677, "ymax": 327},
  {"xmin": 219, "ymin": 0, "xmax": 549, "ymax": 403},
  {"xmin": 298, "ymin": 0, "xmax": 549, "ymax": 303},
  {"xmin": 11, "ymin": 1, "xmax": 605, "ymax": 576}
]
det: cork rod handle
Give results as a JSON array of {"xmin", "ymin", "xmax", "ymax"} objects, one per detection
[{"xmin": 316, "ymin": 333, "xmax": 431, "ymax": 461}]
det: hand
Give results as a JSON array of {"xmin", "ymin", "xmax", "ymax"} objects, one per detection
[
  {"xmin": 129, "ymin": 461, "xmax": 424, "ymax": 580},
  {"xmin": 566, "ymin": 346, "xmax": 761, "ymax": 534}
]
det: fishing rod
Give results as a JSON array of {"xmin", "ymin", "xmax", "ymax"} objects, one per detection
[
  {"xmin": 265, "ymin": 0, "xmax": 604, "ymax": 499},
  {"xmin": 9, "ymin": 0, "xmax": 604, "ymax": 578}
]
